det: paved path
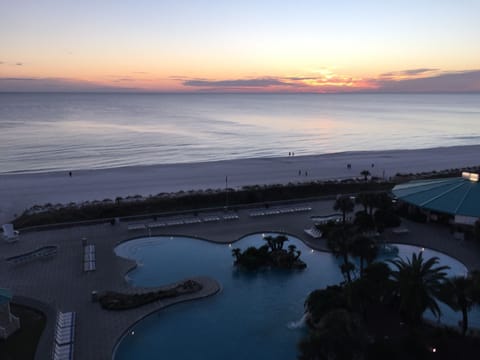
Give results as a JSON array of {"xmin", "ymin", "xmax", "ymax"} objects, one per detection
[{"xmin": 2, "ymin": 198, "xmax": 480, "ymax": 359}]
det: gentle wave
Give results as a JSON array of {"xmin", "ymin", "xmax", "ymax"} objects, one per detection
[{"xmin": 1, "ymin": 93, "xmax": 479, "ymax": 174}]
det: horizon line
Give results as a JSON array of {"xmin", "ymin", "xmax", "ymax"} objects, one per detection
[{"xmin": 1, "ymin": 90, "xmax": 480, "ymax": 95}]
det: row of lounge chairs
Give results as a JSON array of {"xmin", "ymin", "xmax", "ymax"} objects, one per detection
[
  {"xmin": 392, "ymin": 227, "xmax": 409, "ymax": 235},
  {"xmin": 310, "ymin": 213, "xmax": 343, "ymax": 225},
  {"xmin": 52, "ymin": 311, "xmax": 75, "ymax": 360},
  {"xmin": 83, "ymin": 245, "xmax": 95, "ymax": 272},
  {"xmin": 127, "ymin": 214, "xmax": 240, "ymax": 231},
  {"xmin": 304, "ymin": 227, "xmax": 323, "ymax": 239},
  {"xmin": 249, "ymin": 206, "xmax": 312, "ymax": 217}
]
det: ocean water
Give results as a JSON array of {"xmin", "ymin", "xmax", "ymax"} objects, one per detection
[{"xmin": 1, "ymin": 93, "xmax": 479, "ymax": 174}]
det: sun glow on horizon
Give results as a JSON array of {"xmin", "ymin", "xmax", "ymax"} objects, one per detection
[{"xmin": 1, "ymin": 0, "xmax": 479, "ymax": 93}]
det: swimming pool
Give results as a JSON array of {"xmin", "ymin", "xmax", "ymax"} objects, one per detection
[{"xmin": 113, "ymin": 235, "xmax": 479, "ymax": 359}]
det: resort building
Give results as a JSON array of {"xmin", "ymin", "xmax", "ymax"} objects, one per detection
[
  {"xmin": 0, "ymin": 288, "xmax": 20, "ymax": 339},
  {"xmin": 392, "ymin": 172, "xmax": 480, "ymax": 227}
]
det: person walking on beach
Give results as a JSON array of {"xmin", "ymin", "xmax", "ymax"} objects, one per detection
[{"xmin": 69, "ymin": 171, "xmax": 72, "ymax": 177}]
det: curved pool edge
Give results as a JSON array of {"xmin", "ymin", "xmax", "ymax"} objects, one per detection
[
  {"xmin": 109, "ymin": 233, "xmax": 480, "ymax": 359},
  {"xmin": 116, "ymin": 230, "xmax": 325, "ymax": 251},
  {"xmin": 111, "ymin": 275, "xmax": 222, "ymax": 360},
  {"xmin": 386, "ymin": 239, "xmax": 471, "ymax": 272},
  {"xmin": 115, "ymin": 231, "xmax": 330, "ymax": 281}
]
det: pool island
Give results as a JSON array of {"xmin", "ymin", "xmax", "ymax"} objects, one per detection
[
  {"xmin": 231, "ymin": 234, "xmax": 307, "ymax": 270},
  {"xmin": 98, "ymin": 279, "xmax": 203, "ymax": 310}
]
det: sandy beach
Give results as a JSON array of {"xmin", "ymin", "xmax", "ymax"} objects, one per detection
[{"xmin": 1, "ymin": 145, "xmax": 480, "ymax": 224}]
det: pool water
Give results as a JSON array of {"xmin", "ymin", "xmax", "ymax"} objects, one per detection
[{"xmin": 113, "ymin": 235, "xmax": 479, "ymax": 359}]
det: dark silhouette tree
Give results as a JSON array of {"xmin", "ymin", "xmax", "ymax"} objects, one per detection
[
  {"xmin": 360, "ymin": 169, "xmax": 370, "ymax": 182},
  {"xmin": 333, "ymin": 195, "xmax": 355, "ymax": 225},
  {"xmin": 288, "ymin": 244, "xmax": 302, "ymax": 261},
  {"xmin": 371, "ymin": 192, "xmax": 393, "ymax": 211},
  {"xmin": 298, "ymin": 309, "xmax": 368, "ymax": 360},
  {"xmin": 440, "ymin": 276, "xmax": 475, "ymax": 336},
  {"xmin": 389, "ymin": 252, "xmax": 449, "ymax": 327},
  {"xmin": 355, "ymin": 192, "xmax": 375, "ymax": 215},
  {"xmin": 363, "ymin": 261, "xmax": 394, "ymax": 304},
  {"xmin": 231, "ymin": 248, "xmax": 241, "ymax": 262},
  {"xmin": 327, "ymin": 225, "xmax": 356, "ymax": 283},
  {"xmin": 354, "ymin": 210, "xmax": 375, "ymax": 233},
  {"xmin": 351, "ymin": 235, "xmax": 379, "ymax": 278},
  {"xmin": 264, "ymin": 234, "xmax": 288, "ymax": 251}
]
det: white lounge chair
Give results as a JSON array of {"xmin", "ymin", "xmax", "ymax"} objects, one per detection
[
  {"xmin": 304, "ymin": 227, "xmax": 323, "ymax": 239},
  {"xmin": 2, "ymin": 224, "xmax": 19, "ymax": 243},
  {"xmin": 53, "ymin": 312, "xmax": 75, "ymax": 359},
  {"xmin": 53, "ymin": 342, "xmax": 74, "ymax": 360},
  {"xmin": 392, "ymin": 227, "xmax": 409, "ymax": 235},
  {"xmin": 83, "ymin": 245, "xmax": 96, "ymax": 272},
  {"xmin": 127, "ymin": 223, "xmax": 146, "ymax": 231},
  {"xmin": 57, "ymin": 312, "xmax": 75, "ymax": 324}
]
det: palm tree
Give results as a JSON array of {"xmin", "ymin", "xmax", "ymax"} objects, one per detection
[
  {"xmin": 355, "ymin": 192, "xmax": 375, "ymax": 214},
  {"xmin": 360, "ymin": 169, "xmax": 370, "ymax": 182},
  {"xmin": 363, "ymin": 261, "xmax": 394, "ymax": 304},
  {"xmin": 440, "ymin": 276, "xmax": 475, "ymax": 336},
  {"xmin": 333, "ymin": 195, "xmax": 355, "ymax": 225},
  {"xmin": 353, "ymin": 211, "xmax": 375, "ymax": 232},
  {"xmin": 264, "ymin": 234, "xmax": 288, "ymax": 251},
  {"xmin": 263, "ymin": 235, "xmax": 274, "ymax": 251},
  {"xmin": 371, "ymin": 192, "xmax": 393, "ymax": 211},
  {"xmin": 288, "ymin": 244, "xmax": 296, "ymax": 254},
  {"xmin": 351, "ymin": 235, "xmax": 378, "ymax": 278},
  {"xmin": 287, "ymin": 244, "xmax": 302, "ymax": 260},
  {"xmin": 274, "ymin": 234, "xmax": 288, "ymax": 250},
  {"xmin": 327, "ymin": 225, "xmax": 356, "ymax": 283},
  {"xmin": 389, "ymin": 252, "xmax": 450, "ymax": 327},
  {"xmin": 231, "ymin": 248, "xmax": 241, "ymax": 262}
]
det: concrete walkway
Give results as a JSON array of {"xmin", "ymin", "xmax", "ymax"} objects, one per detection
[{"xmin": 1, "ymin": 198, "xmax": 480, "ymax": 359}]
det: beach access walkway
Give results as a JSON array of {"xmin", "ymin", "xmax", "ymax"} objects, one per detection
[{"xmin": 1, "ymin": 198, "xmax": 480, "ymax": 359}]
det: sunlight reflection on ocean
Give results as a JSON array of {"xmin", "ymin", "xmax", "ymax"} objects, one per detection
[{"xmin": 1, "ymin": 93, "xmax": 479, "ymax": 174}]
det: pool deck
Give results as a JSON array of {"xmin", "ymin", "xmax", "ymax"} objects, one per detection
[{"xmin": 2, "ymin": 198, "xmax": 480, "ymax": 359}]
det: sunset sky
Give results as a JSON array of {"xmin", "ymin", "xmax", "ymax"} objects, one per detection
[{"xmin": 1, "ymin": 0, "xmax": 480, "ymax": 92}]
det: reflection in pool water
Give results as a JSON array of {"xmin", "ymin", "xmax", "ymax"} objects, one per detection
[{"xmin": 113, "ymin": 235, "xmax": 478, "ymax": 360}]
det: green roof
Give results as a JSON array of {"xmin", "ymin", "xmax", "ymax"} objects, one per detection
[
  {"xmin": 0, "ymin": 288, "xmax": 13, "ymax": 305},
  {"xmin": 392, "ymin": 177, "xmax": 480, "ymax": 217}
]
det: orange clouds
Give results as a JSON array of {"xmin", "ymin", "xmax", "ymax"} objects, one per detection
[{"xmin": 2, "ymin": 64, "xmax": 480, "ymax": 93}]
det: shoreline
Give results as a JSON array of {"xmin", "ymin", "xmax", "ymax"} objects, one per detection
[
  {"xmin": 1, "ymin": 144, "xmax": 480, "ymax": 224},
  {"xmin": 2, "ymin": 144, "xmax": 480, "ymax": 177}
]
